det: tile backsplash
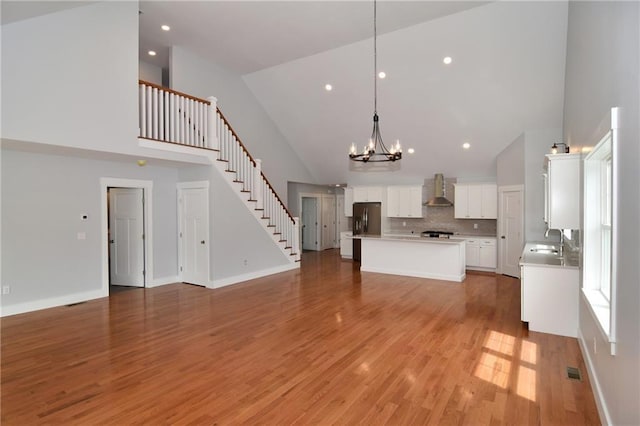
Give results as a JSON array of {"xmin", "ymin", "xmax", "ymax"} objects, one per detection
[{"xmin": 385, "ymin": 177, "xmax": 497, "ymax": 236}]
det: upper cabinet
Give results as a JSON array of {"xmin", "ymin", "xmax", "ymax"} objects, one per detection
[
  {"xmin": 454, "ymin": 183, "xmax": 497, "ymax": 219},
  {"xmin": 545, "ymin": 153, "xmax": 581, "ymax": 230},
  {"xmin": 353, "ymin": 186, "xmax": 384, "ymax": 203},
  {"xmin": 344, "ymin": 187, "xmax": 354, "ymax": 217},
  {"xmin": 387, "ymin": 186, "xmax": 423, "ymax": 218}
]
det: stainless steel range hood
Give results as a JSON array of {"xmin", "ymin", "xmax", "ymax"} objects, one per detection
[{"xmin": 425, "ymin": 173, "xmax": 454, "ymax": 207}]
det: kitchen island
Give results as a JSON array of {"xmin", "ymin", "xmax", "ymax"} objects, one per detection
[{"xmin": 356, "ymin": 235, "xmax": 466, "ymax": 282}]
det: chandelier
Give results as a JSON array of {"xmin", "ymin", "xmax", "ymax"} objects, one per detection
[{"xmin": 349, "ymin": 0, "xmax": 401, "ymax": 163}]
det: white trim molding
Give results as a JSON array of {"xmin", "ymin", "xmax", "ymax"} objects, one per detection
[
  {"xmin": 211, "ymin": 263, "xmax": 298, "ymax": 289},
  {"xmin": 1, "ymin": 289, "xmax": 107, "ymax": 317}
]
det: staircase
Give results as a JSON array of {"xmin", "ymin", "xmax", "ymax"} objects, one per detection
[{"xmin": 137, "ymin": 80, "xmax": 300, "ymax": 263}]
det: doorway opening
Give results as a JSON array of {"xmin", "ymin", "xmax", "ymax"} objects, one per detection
[
  {"xmin": 498, "ymin": 185, "xmax": 524, "ymax": 278},
  {"xmin": 100, "ymin": 178, "xmax": 153, "ymax": 296},
  {"xmin": 301, "ymin": 196, "xmax": 320, "ymax": 251}
]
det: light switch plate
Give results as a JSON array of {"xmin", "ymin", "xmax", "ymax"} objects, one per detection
[{"xmin": 77, "ymin": 232, "xmax": 86, "ymax": 240}]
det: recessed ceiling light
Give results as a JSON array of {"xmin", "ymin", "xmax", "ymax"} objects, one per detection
[
  {"xmin": 378, "ymin": 71, "xmax": 386, "ymax": 79},
  {"xmin": 335, "ymin": 184, "xmax": 341, "ymax": 187},
  {"xmin": 462, "ymin": 142, "xmax": 471, "ymax": 149},
  {"xmin": 148, "ymin": 50, "xmax": 156, "ymax": 56},
  {"xmin": 408, "ymin": 148, "xmax": 415, "ymax": 154},
  {"xmin": 443, "ymin": 56, "xmax": 453, "ymax": 65},
  {"xmin": 161, "ymin": 25, "xmax": 170, "ymax": 31},
  {"xmin": 325, "ymin": 84, "xmax": 332, "ymax": 91}
]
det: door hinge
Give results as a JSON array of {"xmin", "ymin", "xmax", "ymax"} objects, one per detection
[
  {"xmin": 179, "ymin": 232, "xmax": 182, "ymax": 238},
  {"xmin": 142, "ymin": 233, "xmax": 145, "ymax": 240},
  {"xmin": 143, "ymin": 270, "xmax": 146, "ymax": 276},
  {"xmin": 180, "ymin": 266, "xmax": 183, "ymax": 272}
]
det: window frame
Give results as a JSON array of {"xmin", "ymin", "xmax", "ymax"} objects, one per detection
[{"xmin": 582, "ymin": 107, "xmax": 618, "ymax": 356}]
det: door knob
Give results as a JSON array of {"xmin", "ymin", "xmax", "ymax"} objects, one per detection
[
  {"xmin": 501, "ymin": 236, "xmax": 506, "ymax": 239},
  {"xmin": 201, "ymin": 240, "xmax": 205, "ymax": 244},
  {"xmin": 109, "ymin": 239, "xmax": 115, "ymax": 243}
]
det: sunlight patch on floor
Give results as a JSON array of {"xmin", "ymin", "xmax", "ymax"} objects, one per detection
[
  {"xmin": 516, "ymin": 365, "xmax": 537, "ymax": 402},
  {"xmin": 474, "ymin": 352, "xmax": 511, "ymax": 388}
]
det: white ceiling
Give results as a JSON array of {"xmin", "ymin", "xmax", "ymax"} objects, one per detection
[{"xmin": 3, "ymin": 1, "xmax": 569, "ymax": 186}]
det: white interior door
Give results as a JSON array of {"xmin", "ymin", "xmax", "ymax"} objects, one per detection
[
  {"xmin": 499, "ymin": 186, "xmax": 524, "ymax": 278},
  {"xmin": 109, "ymin": 188, "xmax": 144, "ymax": 287},
  {"xmin": 179, "ymin": 187, "xmax": 209, "ymax": 286},
  {"xmin": 302, "ymin": 197, "xmax": 319, "ymax": 251},
  {"xmin": 321, "ymin": 195, "xmax": 336, "ymax": 250}
]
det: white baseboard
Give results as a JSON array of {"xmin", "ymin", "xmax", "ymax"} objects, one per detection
[
  {"xmin": 577, "ymin": 328, "xmax": 610, "ymax": 426},
  {"xmin": 211, "ymin": 263, "xmax": 299, "ymax": 289},
  {"xmin": 147, "ymin": 275, "xmax": 179, "ymax": 288},
  {"xmin": 1, "ymin": 289, "xmax": 108, "ymax": 317}
]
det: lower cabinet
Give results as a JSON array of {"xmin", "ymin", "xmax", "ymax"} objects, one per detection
[
  {"xmin": 465, "ymin": 238, "xmax": 496, "ymax": 270},
  {"xmin": 520, "ymin": 264, "xmax": 579, "ymax": 337},
  {"xmin": 340, "ymin": 232, "xmax": 353, "ymax": 258}
]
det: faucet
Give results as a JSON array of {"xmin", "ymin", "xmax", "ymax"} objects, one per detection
[{"xmin": 544, "ymin": 228, "xmax": 564, "ymax": 256}]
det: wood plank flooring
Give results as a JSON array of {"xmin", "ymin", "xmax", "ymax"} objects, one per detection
[{"xmin": 1, "ymin": 249, "xmax": 600, "ymax": 425}]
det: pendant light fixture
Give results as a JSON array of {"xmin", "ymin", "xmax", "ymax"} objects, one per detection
[{"xmin": 349, "ymin": 0, "xmax": 401, "ymax": 163}]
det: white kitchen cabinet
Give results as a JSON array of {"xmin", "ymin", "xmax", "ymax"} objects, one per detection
[
  {"xmin": 353, "ymin": 186, "xmax": 383, "ymax": 203},
  {"xmin": 520, "ymin": 263, "xmax": 579, "ymax": 337},
  {"xmin": 545, "ymin": 153, "xmax": 581, "ymax": 230},
  {"xmin": 464, "ymin": 237, "xmax": 496, "ymax": 270},
  {"xmin": 478, "ymin": 238, "xmax": 497, "ymax": 268},
  {"xmin": 465, "ymin": 239, "xmax": 480, "ymax": 266},
  {"xmin": 386, "ymin": 186, "xmax": 423, "ymax": 218},
  {"xmin": 344, "ymin": 187, "xmax": 354, "ymax": 217},
  {"xmin": 454, "ymin": 183, "xmax": 497, "ymax": 219},
  {"xmin": 340, "ymin": 231, "xmax": 353, "ymax": 258}
]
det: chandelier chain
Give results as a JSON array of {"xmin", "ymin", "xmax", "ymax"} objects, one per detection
[{"xmin": 374, "ymin": 0, "xmax": 377, "ymax": 114}]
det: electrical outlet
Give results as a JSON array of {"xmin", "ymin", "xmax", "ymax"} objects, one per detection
[
  {"xmin": 243, "ymin": 259, "xmax": 248, "ymax": 266},
  {"xmin": 473, "ymin": 223, "xmax": 478, "ymax": 229},
  {"xmin": 402, "ymin": 221, "xmax": 406, "ymax": 227},
  {"xmin": 2, "ymin": 286, "xmax": 10, "ymax": 295}
]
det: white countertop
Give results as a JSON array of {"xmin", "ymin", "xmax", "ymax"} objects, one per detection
[
  {"xmin": 354, "ymin": 234, "xmax": 465, "ymax": 245},
  {"xmin": 519, "ymin": 242, "xmax": 579, "ymax": 269}
]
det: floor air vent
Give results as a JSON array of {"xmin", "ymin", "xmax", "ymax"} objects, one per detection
[{"xmin": 567, "ymin": 366, "xmax": 582, "ymax": 381}]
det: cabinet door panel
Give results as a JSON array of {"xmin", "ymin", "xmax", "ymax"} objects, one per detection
[
  {"xmin": 479, "ymin": 244, "xmax": 497, "ymax": 268},
  {"xmin": 454, "ymin": 185, "xmax": 469, "ymax": 218},
  {"xmin": 387, "ymin": 187, "xmax": 400, "ymax": 217},
  {"xmin": 408, "ymin": 186, "xmax": 423, "ymax": 217},
  {"xmin": 481, "ymin": 184, "xmax": 497, "ymax": 219},
  {"xmin": 467, "ymin": 186, "xmax": 483, "ymax": 218},
  {"xmin": 344, "ymin": 188, "xmax": 354, "ymax": 217},
  {"xmin": 465, "ymin": 240, "xmax": 480, "ymax": 266}
]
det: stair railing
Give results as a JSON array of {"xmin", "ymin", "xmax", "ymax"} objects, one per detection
[{"xmin": 138, "ymin": 80, "xmax": 299, "ymax": 260}]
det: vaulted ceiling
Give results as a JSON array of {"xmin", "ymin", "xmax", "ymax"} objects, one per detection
[
  {"xmin": 141, "ymin": 1, "xmax": 567, "ymax": 185},
  {"xmin": 3, "ymin": 1, "xmax": 569, "ymax": 185}
]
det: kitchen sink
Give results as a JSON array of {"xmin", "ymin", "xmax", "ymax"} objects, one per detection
[{"xmin": 530, "ymin": 248, "xmax": 559, "ymax": 254}]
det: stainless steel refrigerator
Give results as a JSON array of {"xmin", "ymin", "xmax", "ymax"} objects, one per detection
[{"xmin": 352, "ymin": 202, "xmax": 382, "ymax": 261}]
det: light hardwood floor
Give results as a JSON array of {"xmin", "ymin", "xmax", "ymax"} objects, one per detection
[{"xmin": 1, "ymin": 249, "xmax": 600, "ymax": 425}]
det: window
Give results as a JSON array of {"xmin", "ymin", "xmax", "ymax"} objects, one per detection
[{"xmin": 582, "ymin": 108, "xmax": 618, "ymax": 354}]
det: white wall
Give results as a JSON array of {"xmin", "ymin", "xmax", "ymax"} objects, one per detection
[
  {"xmin": 564, "ymin": 2, "xmax": 640, "ymax": 425},
  {"xmin": 139, "ymin": 60, "xmax": 163, "ymax": 86},
  {"xmin": 524, "ymin": 129, "xmax": 562, "ymax": 242},
  {"xmin": 170, "ymin": 46, "xmax": 315, "ymax": 201},
  {"xmin": 178, "ymin": 166, "xmax": 291, "ymax": 283},
  {"xmin": 1, "ymin": 2, "xmax": 138, "ymax": 153},
  {"xmin": 1, "ymin": 149, "xmax": 179, "ymax": 314},
  {"xmin": 287, "ymin": 182, "xmax": 338, "ymax": 217},
  {"xmin": 496, "ymin": 133, "xmax": 525, "ymax": 187}
]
